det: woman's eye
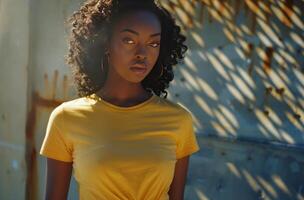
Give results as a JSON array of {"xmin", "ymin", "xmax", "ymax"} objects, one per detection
[
  {"xmin": 122, "ymin": 38, "xmax": 159, "ymax": 48},
  {"xmin": 150, "ymin": 43, "xmax": 160, "ymax": 48},
  {"xmin": 122, "ymin": 38, "xmax": 134, "ymax": 44}
]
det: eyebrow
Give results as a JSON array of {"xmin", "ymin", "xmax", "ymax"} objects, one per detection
[{"xmin": 120, "ymin": 28, "xmax": 161, "ymax": 37}]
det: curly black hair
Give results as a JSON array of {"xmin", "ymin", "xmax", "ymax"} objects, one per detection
[{"xmin": 65, "ymin": 0, "xmax": 188, "ymax": 98}]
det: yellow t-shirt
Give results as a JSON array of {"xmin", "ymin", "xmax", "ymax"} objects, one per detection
[{"xmin": 40, "ymin": 93, "xmax": 200, "ymax": 200}]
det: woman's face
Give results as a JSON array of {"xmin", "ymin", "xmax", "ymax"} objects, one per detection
[{"xmin": 106, "ymin": 10, "xmax": 161, "ymax": 83}]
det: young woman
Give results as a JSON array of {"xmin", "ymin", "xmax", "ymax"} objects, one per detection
[{"xmin": 40, "ymin": 0, "xmax": 200, "ymax": 199}]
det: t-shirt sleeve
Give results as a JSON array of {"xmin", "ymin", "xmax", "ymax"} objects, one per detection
[
  {"xmin": 176, "ymin": 110, "xmax": 200, "ymax": 159},
  {"xmin": 39, "ymin": 104, "xmax": 73, "ymax": 162}
]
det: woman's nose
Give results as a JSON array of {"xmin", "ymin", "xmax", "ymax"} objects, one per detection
[{"xmin": 135, "ymin": 45, "xmax": 147, "ymax": 59}]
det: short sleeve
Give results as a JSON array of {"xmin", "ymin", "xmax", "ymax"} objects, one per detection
[
  {"xmin": 176, "ymin": 111, "xmax": 200, "ymax": 159},
  {"xmin": 39, "ymin": 104, "xmax": 73, "ymax": 162}
]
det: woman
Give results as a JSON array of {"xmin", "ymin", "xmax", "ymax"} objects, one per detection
[{"xmin": 40, "ymin": 0, "xmax": 200, "ymax": 199}]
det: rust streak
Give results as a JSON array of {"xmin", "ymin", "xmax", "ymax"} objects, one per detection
[
  {"xmin": 35, "ymin": 92, "xmax": 64, "ymax": 108},
  {"xmin": 281, "ymin": 0, "xmax": 294, "ymax": 27},
  {"xmin": 43, "ymin": 73, "xmax": 49, "ymax": 98},
  {"xmin": 245, "ymin": 0, "xmax": 260, "ymax": 15},
  {"xmin": 245, "ymin": 43, "xmax": 255, "ymax": 76},
  {"xmin": 168, "ymin": 1, "xmax": 176, "ymax": 13},
  {"xmin": 63, "ymin": 75, "xmax": 68, "ymax": 100},
  {"xmin": 243, "ymin": 42, "xmax": 254, "ymax": 57},
  {"xmin": 25, "ymin": 91, "xmax": 65, "ymax": 200},
  {"xmin": 25, "ymin": 92, "xmax": 38, "ymax": 200},
  {"xmin": 200, "ymin": 0, "xmax": 211, "ymax": 6},
  {"xmin": 263, "ymin": 47, "xmax": 274, "ymax": 73},
  {"xmin": 52, "ymin": 70, "xmax": 59, "ymax": 100}
]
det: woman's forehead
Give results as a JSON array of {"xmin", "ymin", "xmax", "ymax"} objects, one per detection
[{"xmin": 113, "ymin": 10, "xmax": 161, "ymax": 34}]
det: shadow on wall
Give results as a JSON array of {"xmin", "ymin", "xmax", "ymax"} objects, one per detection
[
  {"xmin": 160, "ymin": 0, "xmax": 304, "ymax": 200},
  {"xmin": 163, "ymin": 0, "xmax": 303, "ymax": 143}
]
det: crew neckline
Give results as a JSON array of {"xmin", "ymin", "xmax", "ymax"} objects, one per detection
[{"xmin": 89, "ymin": 93, "xmax": 155, "ymax": 111}]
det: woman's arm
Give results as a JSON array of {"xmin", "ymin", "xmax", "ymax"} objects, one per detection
[
  {"xmin": 44, "ymin": 158, "xmax": 73, "ymax": 200},
  {"xmin": 168, "ymin": 156, "xmax": 190, "ymax": 200}
]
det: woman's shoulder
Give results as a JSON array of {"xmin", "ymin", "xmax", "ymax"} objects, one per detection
[
  {"xmin": 51, "ymin": 95, "xmax": 95, "ymax": 115},
  {"xmin": 62, "ymin": 95, "xmax": 93, "ymax": 107},
  {"xmin": 154, "ymin": 95, "xmax": 192, "ymax": 117}
]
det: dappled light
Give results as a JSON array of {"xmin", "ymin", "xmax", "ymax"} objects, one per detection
[{"xmin": 161, "ymin": 0, "xmax": 304, "ymax": 199}]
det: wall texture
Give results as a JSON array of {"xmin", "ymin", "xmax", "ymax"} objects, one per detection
[
  {"xmin": 0, "ymin": 0, "xmax": 29, "ymax": 199},
  {"xmin": 0, "ymin": 0, "xmax": 303, "ymax": 200}
]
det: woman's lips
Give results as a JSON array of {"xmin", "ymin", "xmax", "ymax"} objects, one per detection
[{"xmin": 130, "ymin": 66, "xmax": 147, "ymax": 75}]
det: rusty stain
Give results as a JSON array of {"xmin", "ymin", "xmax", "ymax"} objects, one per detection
[
  {"xmin": 244, "ymin": 43, "xmax": 255, "ymax": 76},
  {"xmin": 263, "ymin": 109, "xmax": 270, "ymax": 116},
  {"xmin": 292, "ymin": 102, "xmax": 302, "ymax": 121},
  {"xmin": 52, "ymin": 70, "xmax": 59, "ymax": 99},
  {"xmin": 244, "ymin": 43, "xmax": 254, "ymax": 57},
  {"xmin": 35, "ymin": 93, "xmax": 64, "ymax": 108},
  {"xmin": 216, "ymin": 0, "xmax": 231, "ymax": 20},
  {"xmin": 261, "ymin": 86, "xmax": 272, "ymax": 117},
  {"xmin": 245, "ymin": 0, "xmax": 260, "ymax": 17},
  {"xmin": 263, "ymin": 47, "xmax": 274, "ymax": 73},
  {"xmin": 293, "ymin": 113, "xmax": 301, "ymax": 120},
  {"xmin": 44, "ymin": 73, "xmax": 49, "ymax": 98},
  {"xmin": 25, "ymin": 92, "xmax": 37, "ymax": 200},
  {"xmin": 275, "ymin": 87, "xmax": 285, "ymax": 95},
  {"xmin": 200, "ymin": 0, "xmax": 211, "ymax": 6},
  {"xmin": 63, "ymin": 75, "xmax": 68, "ymax": 99},
  {"xmin": 25, "ymin": 91, "xmax": 65, "ymax": 200},
  {"xmin": 265, "ymin": 86, "xmax": 273, "ymax": 94},
  {"xmin": 212, "ymin": 0, "xmax": 225, "ymax": 16},
  {"xmin": 188, "ymin": 16, "xmax": 194, "ymax": 28},
  {"xmin": 281, "ymin": 0, "xmax": 294, "ymax": 27},
  {"xmin": 168, "ymin": 1, "xmax": 176, "ymax": 13}
]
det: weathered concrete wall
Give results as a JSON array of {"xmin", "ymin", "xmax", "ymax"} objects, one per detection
[
  {"xmin": 186, "ymin": 136, "xmax": 304, "ymax": 200},
  {"xmin": 0, "ymin": 0, "xmax": 303, "ymax": 200},
  {"xmin": 28, "ymin": 0, "xmax": 81, "ymax": 199},
  {"xmin": 164, "ymin": 0, "xmax": 304, "ymax": 199},
  {"xmin": 0, "ymin": 0, "xmax": 30, "ymax": 199},
  {"xmin": 166, "ymin": 0, "xmax": 304, "ymax": 144}
]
